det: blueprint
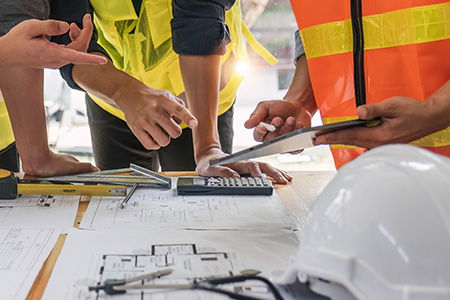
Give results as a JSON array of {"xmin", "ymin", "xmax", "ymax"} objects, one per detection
[
  {"xmin": 0, "ymin": 228, "xmax": 60, "ymax": 300},
  {"xmin": 0, "ymin": 194, "xmax": 79, "ymax": 230},
  {"xmin": 80, "ymin": 187, "xmax": 294, "ymax": 230},
  {"xmin": 42, "ymin": 228, "xmax": 299, "ymax": 300}
]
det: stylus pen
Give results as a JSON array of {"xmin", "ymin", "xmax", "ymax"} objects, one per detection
[
  {"xmin": 119, "ymin": 183, "xmax": 138, "ymax": 209},
  {"xmin": 258, "ymin": 122, "xmax": 276, "ymax": 132}
]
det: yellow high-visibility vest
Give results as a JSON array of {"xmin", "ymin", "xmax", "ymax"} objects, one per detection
[{"xmin": 89, "ymin": 0, "xmax": 277, "ymax": 127}]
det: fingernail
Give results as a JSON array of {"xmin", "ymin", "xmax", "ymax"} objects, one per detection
[{"xmin": 188, "ymin": 119, "xmax": 198, "ymax": 128}]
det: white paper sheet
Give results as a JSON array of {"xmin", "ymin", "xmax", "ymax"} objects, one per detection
[
  {"xmin": 80, "ymin": 186, "xmax": 294, "ymax": 230},
  {"xmin": 43, "ymin": 228, "xmax": 299, "ymax": 300},
  {"xmin": 0, "ymin": 194, "xmax": 79, "ymax": 230},
  {"xmin": 0, "ymin": 228, "xmax": 60, "ymax": 300}
]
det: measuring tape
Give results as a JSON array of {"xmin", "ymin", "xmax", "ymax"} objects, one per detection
[{"xmin": 0, "ymin": 169, "xmax": 126, "ymax": 200}]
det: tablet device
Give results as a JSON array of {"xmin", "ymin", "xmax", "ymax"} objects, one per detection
[{"xmin": 210, "ymin": 118, "xmax": 380, "ymax": 166}]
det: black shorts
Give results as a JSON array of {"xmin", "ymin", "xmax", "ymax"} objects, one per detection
[
  {"xmin": 85, "ymin": 94, "xmax": 234, "ymax": 172},
  {"xmin": 0, "ymin": 143, "xmax": 19, "ymax": 172}
]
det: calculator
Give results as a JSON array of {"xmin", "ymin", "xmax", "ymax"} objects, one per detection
[{"xmin": 176, "ymin": 177, "xmax": 273, "ymax": 195}]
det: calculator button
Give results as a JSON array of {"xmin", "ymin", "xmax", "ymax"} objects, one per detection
[
  {"xmin": 255, "ymin": 178, "xmax": 263, "ymax": 186},
  {"xmin": 248, "ymin": 178, "xmax": 256, "ymax": 186},
  {"xmin": 207, "ymin": 178, "xmax": 219, "ymax": 186},
  {"xmin": 262, "ymin": 179, "xmax": 271, "ymax": 186},
  {"xmin": 241, "ymin": 178, "xmax": 249, "ymax": 186}
]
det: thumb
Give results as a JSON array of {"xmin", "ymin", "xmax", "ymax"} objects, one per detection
[
  {"xmin": 244, "ymin": 105, "xmax": 268, "ymax": 129},
  {"xmin": 357, "ymin": 103, "xmax": 384, "ymax": 120},
  {"xmin": 244, "ymin": 114, "xmax": 261, "ymax": 129},
  {"xmin": 25, "ymin": 19, "xmax": 70, "ymax": 37}
]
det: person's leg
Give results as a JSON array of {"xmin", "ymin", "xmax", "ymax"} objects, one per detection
[
  {"xmin": 85, "ymin": 94, "xmax": 159, "ymax": 171},
  {"xmin": 0, "ymin": 142, "xmax": 19, "ymax": 172}
]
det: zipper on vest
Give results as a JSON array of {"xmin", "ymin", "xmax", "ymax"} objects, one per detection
[{"xmin": 350, "ymin": 0, "xmax": 366, "ymax": 106}]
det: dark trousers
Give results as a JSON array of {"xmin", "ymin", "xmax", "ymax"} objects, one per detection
[
  {"xmin": 85, "ymin": 95, "xmax": 234, "ymax": 172},
  {"xmin": 0, "ymin": 142, "xmax": 19, "ymax": 172}
]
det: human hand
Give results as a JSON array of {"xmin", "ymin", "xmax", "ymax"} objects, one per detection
[
  {"xmin": 119, "ymin": 86, "xmax": 198, "ymax": 150},
  {"xmin": 0, "ymin": 15, "xmax": 107, "ymax": 68},
  {"xmin": 22, "ymin": 151, "xmax": 99, "ymax": 177},
  {"xmin": 244, "ymin": 100, "xmax": 312, "ymax": 143},
  {"xmin": 313, "ymin": 96, "xmax": 440, "ymax": 148},
  {"xmin": 195, "ymin": 148, "xmax": 292, "ymax": 184}
]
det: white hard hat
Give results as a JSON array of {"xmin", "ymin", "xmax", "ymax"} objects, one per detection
[{"xmin": 281, "ymin": 144, "xmax": 450, "ymax": 300}]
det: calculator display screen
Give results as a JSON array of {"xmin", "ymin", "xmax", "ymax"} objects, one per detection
[{"xmin": 193, "ymin": 178, "xmax": 207, "ymax": 185}]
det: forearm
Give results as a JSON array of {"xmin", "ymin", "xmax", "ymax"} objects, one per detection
[
  {"xmin": 425, "ymin": 78, "xmax": 450, "ymax": 132},
  {"xmin": 72, "ymin": 53, "xmax": 145, "ymax": 108},
  {"xmin": 0, "ymin": 38, "xmax": 7, "ymax": 66},
  {"xmin": 179, "ymin": 55, "xmax": 222, "ymax": 161},
  {"xmin": 0, "ymin": 67, "xmax": 51, "ymax": 172},
  {"xmin": 0, "ymin": 33, "xmax": 20, "ymax": 67},
  {"xmin": 283, "ymin": 55, "xmax": 318, "ymax": 116}
]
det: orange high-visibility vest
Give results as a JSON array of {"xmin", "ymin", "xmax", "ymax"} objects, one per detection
[{"xmin": 290, "ymin": 0, "xmax": 450, "ymax": 168}]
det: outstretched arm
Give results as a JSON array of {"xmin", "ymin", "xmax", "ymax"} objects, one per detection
[
  {"xmin": 72, "ymin": 57, "xmax": 198, "ymax": 150},
  {"xmin": 0, "ymin": 14, "xmax": 105, "ymax": 176},
  {"xmin": 313, "ymin": 79, "xmax": 450, "ymax": 148},
  {"xmin": 51, "ymin": 2, "xmax": 198, "ymax": 153},
  {"xmin": 173, "ymin": 0, "xmax": 292, "ymax": 183},
  {"xmin": 0, "ymin": 66, "xmax": 99, "ymax": 176}
]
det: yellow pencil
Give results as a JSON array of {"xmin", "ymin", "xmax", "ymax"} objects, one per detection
[{"xmin": 17, "ymin": 183, "xmax": 127, "ymax": 197}]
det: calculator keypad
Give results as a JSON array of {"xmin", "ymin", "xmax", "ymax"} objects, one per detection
[
  {"xmin": 178, "ymin": 177, "xmax": 273, "ymax": 195},
  {"xmin": 209, "ymin": 177, "xmax": 272, "ymax": 188}
]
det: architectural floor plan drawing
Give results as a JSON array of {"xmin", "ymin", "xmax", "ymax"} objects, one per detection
[
  {"xmin": 0, "ymin": 228, "xmax": 60, "ymax": 300},
  {"xmin": 42, "ymin": 228, "xmax": 299, "ymax": 300},
  {"xmin": 0, "ymin": 194, "xmax": 79, "ymax": 229},
  {"xmin": 80, "ymin": 187, "xmax": 294, "ymax": 230}
]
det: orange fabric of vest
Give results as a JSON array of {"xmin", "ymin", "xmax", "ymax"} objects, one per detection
[{"xmin": 290, "ymin": 0, "xmax": 450, "ymax": 168}]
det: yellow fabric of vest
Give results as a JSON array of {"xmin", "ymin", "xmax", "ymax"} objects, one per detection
[
  {"xmin": 0, "ymin": 90, "xmax": 14, "ymax": 151},
  {"xmin": 88, "ymin": 0, "xmax": 277, "ymax": 128},
  {"xmin": 300, "ymin": 2, "xmax": 450, "ymax": 60}
]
